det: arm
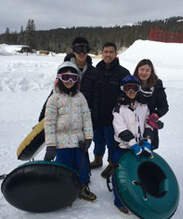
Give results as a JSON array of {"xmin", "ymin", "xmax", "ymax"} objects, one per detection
[
  {"xmin": 113, "ymin": 106, "xmax": 142, "ymax": 159},
  {"xmin": 38, "ymin": 90, "xmax": 53, "ymax": 122},
  {"xmin": 80, "ymin": 93, "xmax": 93, "ymax": 140},
  {"xmin": 91, "ymin": 70, "xmax": 101, "ymax": 130},
  {"xmin": 113, "ymin": 106, "xmax": 137, "ymax": 147},
  {"xmin": 144, "ymin": 107, "xmax": 154, "ymax": 142},
  {"xmin": 153, "ymin": 80, "xmax": 169, "ymax": 117},
  {"xmin": 44, "ymin": 94, "xmax": 58, "ymax": 146}
]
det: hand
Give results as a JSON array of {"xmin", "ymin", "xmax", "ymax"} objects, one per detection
[
  {"xmin": 147, "ymin": 113, "xmax": 164, "ymax": 129},
  {"xmin": 79, "ymin": 139, "xmax": 92, "ymax": 152},
  {"xmin": 44, "ymin": 146, "xmax": 56, "ymax": 161},
  {"xmin": 130, "ymin": 144, "xmax": 142, "ymax": 160},
  {"xmin": 150, "ymin": 113, "xmax": 159, "ymax": 121},
  {"xmin": 142, "ymin": 141, "xmax": 154, "ymax": 157}
]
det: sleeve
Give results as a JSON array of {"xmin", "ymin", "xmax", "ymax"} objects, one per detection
[
  {"xmin": 44, "ymin": 94, "xmax": 58, "ymax": 146},
  {"xmin": 144, "ymin": 107, "xmax": 154, "ymax": 143},
  {"xmin": 154, "ymin": 80, "xmax": 169, "ymax": 117},
  {"xmin": 80, "ymin": 93, "xmax": 93, "ymax": 140},
  {"xmin": 113, "ymin": 107, "xmax": 136, "ymax": 147},
  {"xmin": 38, "ymin": 90, "xmax": 53, "ymax": 122},
  {"xmin": 91, "ymin": 70, "xmax": 100, "ymax": 130}
]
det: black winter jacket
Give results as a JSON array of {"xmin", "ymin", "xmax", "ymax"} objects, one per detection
[
  {"xmin": 39, "ymin": 54, "xmax": 100, "ymax": 130},
  {"xmin": 96, "ymin": 58, "xmax": 130, "ymax": 126},
  {"xmin": 146, "ymin": 79, "xmax": 169, "ymax": 117},
  {"xmin": 143, "ymin": 79, "xmax": 169, "ymax": 148}
]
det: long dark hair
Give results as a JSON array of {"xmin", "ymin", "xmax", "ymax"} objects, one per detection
[{"xmin": 133, "ymin": 59, "xmax": 158, "ymax": 87}]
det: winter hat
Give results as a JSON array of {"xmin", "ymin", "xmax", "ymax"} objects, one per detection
[
  {"xmin": 121, "ymin": 75, "xmax": 140, "ymax": 86},
  {"xmin": 119, "ymin": 75, "xmax": 141, "ymax": 105},
  {"xmin": 57, "ymin": 61, "xmax": 79, "ymax": 75},
  {"xmin": 54, "ymin": 61, "xmax": 79, "ymax": 86}
]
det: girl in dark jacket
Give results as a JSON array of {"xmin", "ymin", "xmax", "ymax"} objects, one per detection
[{"xmin": 133, "ymin": 59, "xmax": 169, "ymax": 148}]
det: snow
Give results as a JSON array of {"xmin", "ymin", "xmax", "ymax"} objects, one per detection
[{"xmin": 0, "ymin": 40, "xmax": 183, "ymax": 219}]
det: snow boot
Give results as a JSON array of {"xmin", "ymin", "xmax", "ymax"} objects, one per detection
[
  {"xmin": 79, "ymin": 185, "xmax": 97, "ymax": 201},
  {"xmin": 117, "ymin": 206, "xmax": 129, "ymax": 214},
  {"xmin": 90, "ymin": 156, "xmax": 103, "ymax": 169},
  {"xmin": 101, "ymin": 162, "xmax": 114, "ymax": 179}
]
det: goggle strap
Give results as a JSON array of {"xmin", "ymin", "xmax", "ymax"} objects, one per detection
[{"xmin": 57, "ymin": 73, "xmax": 78, "ymax": 78}]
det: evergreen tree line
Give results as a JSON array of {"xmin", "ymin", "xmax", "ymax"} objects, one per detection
[{"xmin": 0, "ymin": 16, "xmax": 183, "ymax": 54}]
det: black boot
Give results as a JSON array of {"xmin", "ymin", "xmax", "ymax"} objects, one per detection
[
  {"xmin": 101, "ymin": 163, "xmax": 114, "ymax": 179},
  {"xmin": 79, "ymin": 185, "xmax": 97, "ymax": 201},
  {"xmin": 117, "ymin": 206, "xmax": 129, "ymax": 214},
  {"xmin": 90, "ymin": 156, "xmax": 103, "ymax": 169}
]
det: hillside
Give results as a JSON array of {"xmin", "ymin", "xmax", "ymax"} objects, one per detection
[{"xmin": 0, "ymin": 16, "xmax": 183, "ymax": 54}]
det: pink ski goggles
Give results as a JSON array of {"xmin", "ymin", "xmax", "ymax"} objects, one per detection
[{"xmin": 57, "ymin": 73, "xmax": 78, "ymax": 83}]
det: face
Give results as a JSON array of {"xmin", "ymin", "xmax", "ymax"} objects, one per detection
[
  {"xmin": 102, "ymin": 46, "xmax": 117, "ymax": 64},
  {"xmin": 126, "ymin": 90, "xmax": 138, "ymax": 99},
  {"xmin": 61, "ymin": 70, "xmax": 77, "ymax": 89},
  {"xmin": 73, "ymin": 43, "xmax": 88, "ymax": 63},
  {"xmin": 137, "ymin": 64, "xmax": 152, "ymax": 84}
]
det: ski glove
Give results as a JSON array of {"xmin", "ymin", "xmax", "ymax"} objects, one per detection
[
  {"xmin": 147, "ymin": 113, "xmax": 164, "ymax": 129},
  {"xmin": 142, "ymin": 141, "xmax": 154, "ymax": 157},
  {"xmin": 79, "ymin": 139, "xmax": 92, "ymax": 152},
  {"xmin": 44, "ymin": 146, "xmax": 56, "ymax": 161},
  {"xmin": 130, "ymin": 144, "xmax": 142, "ymax": 160}
]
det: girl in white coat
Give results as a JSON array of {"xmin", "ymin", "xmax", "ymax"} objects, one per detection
[{"xmin": 112, "ymin": 75, "xmax": 154, "ymax": 214}]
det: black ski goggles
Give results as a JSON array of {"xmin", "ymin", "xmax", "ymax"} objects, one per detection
[{"xmin": 72, "ymin": 45, "xmax": 90, "ymax": 54}]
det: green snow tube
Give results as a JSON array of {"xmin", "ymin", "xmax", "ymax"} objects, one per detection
[{"xmin": 114, "ymin": 151, "xmax": 179, "ymax": 219}]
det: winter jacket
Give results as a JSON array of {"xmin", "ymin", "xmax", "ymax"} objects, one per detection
[
  {"xmin": 113, "ymin": 101, "xmax": 151, "ymax": 149},
  {"xmin": 45, "ymin": 91, "xmax": 93, "ymax": 149},
  {"xmin": 39, "ymin": 53, "xmax": 100, "ymax": 130},
  {"xmin": 146, "ymin": 79, "xmax": 169, "ymax": 117},
  {"xmin": 64, "ymin": 53, "xmax": 100, "ymax": 129},
  {"xmin": 96, "ymin": 58, "xmax": 130, "ymax": 126},
  {"xmin": 142, "ymin": 79, "xmax": 169, "ymax": 148}
]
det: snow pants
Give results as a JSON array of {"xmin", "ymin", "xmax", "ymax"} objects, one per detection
[
  {"xmin": 112, "ymin": 147, "xmax": 127, "ymax": 207},
  {"xmin": 55, "ymin": 148, "xmax": 90, "ymax": 185}
]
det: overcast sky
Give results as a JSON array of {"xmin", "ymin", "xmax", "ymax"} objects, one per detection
[{"xmin": 0, "ymin": 0, "xmax": 183, "ymax": 34}]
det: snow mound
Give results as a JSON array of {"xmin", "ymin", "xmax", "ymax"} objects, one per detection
[{"xmin": 120, "ymin": 39, "xmax": 183, "ymax": 69}]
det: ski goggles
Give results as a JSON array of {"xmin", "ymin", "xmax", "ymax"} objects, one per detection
[
  {"xmin": 57, "ymin": 73, "xmax": 78, "ymax": 82},
  {"xmin": 72, "ymin": 45, "xmax": 90, "ymax": 54},
  {"xmin": 121, "ymin": 84, "xmax": 141, "ymax": 93}
]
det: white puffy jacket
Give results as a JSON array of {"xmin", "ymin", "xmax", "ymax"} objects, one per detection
[{"xmin": 113, "ymin": 101, "xmax": 152, "ymax": 149}]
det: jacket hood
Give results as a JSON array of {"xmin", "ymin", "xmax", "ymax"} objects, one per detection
[{"xmin": 64, "ymin": 52, "xmax": 93, "ymax": 66}]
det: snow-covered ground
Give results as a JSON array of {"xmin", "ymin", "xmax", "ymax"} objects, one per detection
[{"xmin": 0, "ymin": 40, "xmax": 183, "ymax": 219}]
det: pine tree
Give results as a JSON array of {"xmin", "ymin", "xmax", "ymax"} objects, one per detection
[
  {"xmin": 24, "ymin": 19, "xmax": 37, "ymax": 50},
  {"xmin": 5, "ymin": 28, "xmax": 10, "ymax": 44},
  {"xmin": 18, "ymin": 26, "xmax": 25, "ymax": 45}
]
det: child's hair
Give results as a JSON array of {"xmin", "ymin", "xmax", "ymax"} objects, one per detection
[
  {"xmin": 57, "ymin": 79, "xmax": 79, "ymax": 96},
  {"xmin": 133, "ymin": 59, "xmax": 158, "ymax": 87}
]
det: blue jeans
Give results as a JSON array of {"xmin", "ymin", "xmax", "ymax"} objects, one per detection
[
  {"xmin": 55, "ymin": 148, "xmax": 89, "ymax": 185},
  {"xmin": 93, "ymin": 125, "xmax": 115, "ymax": 162}
]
